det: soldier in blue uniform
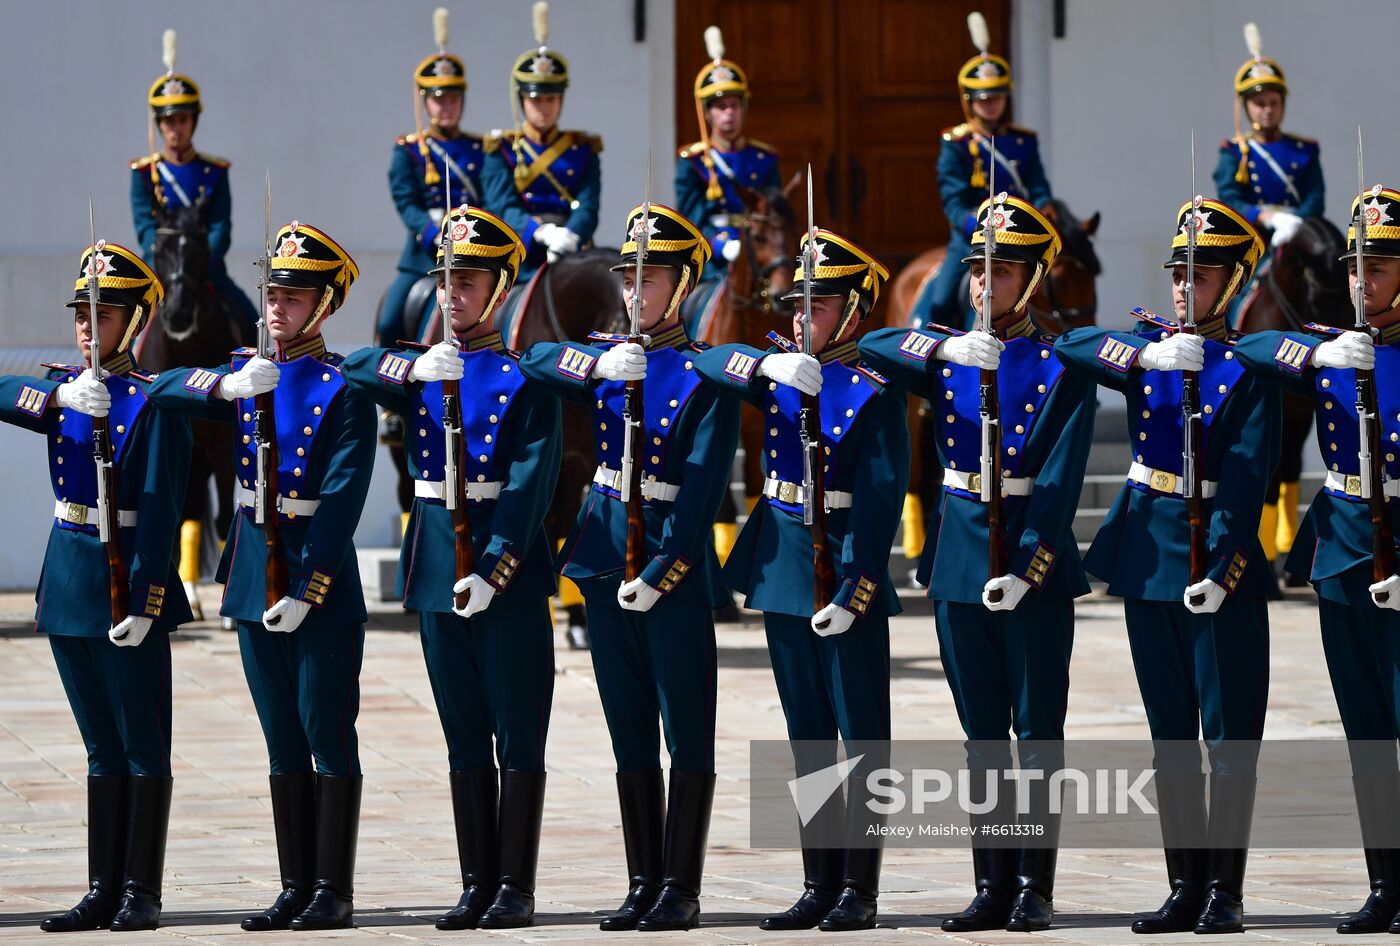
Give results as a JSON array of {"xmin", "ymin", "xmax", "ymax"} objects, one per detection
[
  {"xmin": 342, "ymin": 207, "xmax": 559, "ymax": 931},
  {"xmin": 130, "ymin": 30, "xmax": 257, "ymax": 336},
  {"xmin": 519, "ymin": 204, "xmax": 738, "ymax": 931},
  {"xmin": 910, "ymin": 15, "xmax": 1053, "ymax": 330},
  {"xmin": 1056, "ymin": 199, "xmax": 1276, "ymax": 934},
  {"xmin": 695, "ymin": 230, "xmax": 904, "ymax": 931},
  {"xmin": 675, "ymin": 26, "xmax": 781, "ymax": 286},
  {"xmin": 5, "ymin": 243, "xmax": 192, "ymax": 932},
  {"xmin": 1231, "ymin": 185, "xmax": 1400, "ymax": 934},
  {"xmin": 1213, "ymin": 23, "xmax": 1325, "ymax": 565},
  {"xmin": 864, "ymin": 197, "xmax": 1094, "ymax": 933},
  {"xmin": 481, "ymin": 2, "xmax": 602, "ymax": 284},
  {"xmin": 380, "ymin": 8, "xmax": 485, "ymax": 346},
  {"xmin": 146, "ymin": 223, "xmax": 376, "ymax": 932}
]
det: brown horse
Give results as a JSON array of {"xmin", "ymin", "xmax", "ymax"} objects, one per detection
[
  {"xmin": 1234, "ymin": 216, "xmax": 1350, "ymax": 572},
  {"xmin": 135, "ymin": 193, "xmax": 248, "ymax": 619},
  {"xmin": 887, "ymin": 198, "xmax": 1103, "ymax": 571}
]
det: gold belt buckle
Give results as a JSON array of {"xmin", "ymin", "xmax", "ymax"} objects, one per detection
[
  {"xmin": 1149, "ymin": 468, "xmax": 1177, "ymax": 493},
  {"xmin": 1345, "ymin": 474, "xmax": 1363, "ymax": 496},
  {"xmin": 777, "ymin": 480, "xmax": 800, "ymax": 504},
  {"xmin": 64, "ymin": 501, "xmax": 88, "ymax": 525},
  {"xmin": 966, "ymin": 472, "xmax": 982, "ymax": 494}
]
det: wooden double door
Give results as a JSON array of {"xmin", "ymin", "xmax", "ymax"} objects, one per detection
[{"xmin": 675, "ymin": 0, "xmax": 1011, "ymax": 272}]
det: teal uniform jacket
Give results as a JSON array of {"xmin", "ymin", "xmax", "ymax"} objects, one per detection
[
  {"xmin": 861, "ymin": 318, "xmax": 1096, "ymax": 604},
  {"xmin": 388, "ymin": 131, "xmax": 486, "ymax": 277},
  {"xmin": 480, "ymin": 129, "xmax": 602, "ymax": 278},
  {"xmin": 693, "ymin": 336, "xmax": 908, "ymax": 618},
  {"xmin": 1056, "ymin": 312, "xmax": 1282, "ymax": 600},
  {"xmin": 0, "ymin": 364, "xmax": 193, "ymax": 636},
  {"xmin": 145, "ymin": 340, "xmax": 377, "ymax": 626},
  {"xmin": 1232, "ymin": 325, "xmax": 1400, "ymax": 601},
  {"xmin": 1213, "ymin": 133, "xmax": 1325, "ymax": 227},
  {"xmin": 130, "ymin": 152, "xmax": 232, "ymax": 267},
  {"xmin": 674, "ymin": 139, "xmax": 781, "ymax": 282},
  {"xmin": 339, "ymin": 334, "xmax": 561, "ymax": 609},
  {"xmin": 518, "ymin": 325, "xmax": 740, "ymax": 605}
]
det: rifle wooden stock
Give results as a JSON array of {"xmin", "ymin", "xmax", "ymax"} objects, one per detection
[
  {"xmin": 444, "ymin": 379, "xmax": 475, "ymax": 610},
  {"xmin": 623, "ymin": 339, "xmax": 646, "ymax": 583},
  {"xmin": 800, "ymin": 391, "xmax": 835, "ymax": 611},
  {"xmin": 255, "ymin": 390, "xmax": 288, "ymax": 608},
  {"xmin": 92, "ymin": 415, "xmax": 128, "ymax": 625},
  {"xmin": 1360, "ymin": 366, "xmax": 1397, "ymax": 590}
]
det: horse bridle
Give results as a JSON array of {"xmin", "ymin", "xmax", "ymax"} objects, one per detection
[
  {"xmin": 1039, "ymin": 254, "xmax": 1097, "ymax": 326},
  {"xmin": 732, "ymin": 214, "xmax": 791, "ymax": 315}
]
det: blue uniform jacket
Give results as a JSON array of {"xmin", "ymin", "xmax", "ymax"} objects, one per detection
[
  {"xmin": 674, "ymin": 139, "xmax": 781, "ymax": 280},
  {"xmin": 1233, "ymin": 326, "xmax": 1400, "ymax": 600},
  {"xmin": 480, "ymin": 128, "xmax": 602, "ymax": 277},
  {"xmin": 1056, "ymin": 313, "xmax": 1282, "ymax": 601},
  {"xmin": 340, "ymin": 334, "xmax": 561, "ymax": 612},
  {"xmin": 694, "ymin": 337, "xmax": 908, "ymax": 618},
  {"xmin": 388, "ymin": 131, "xmax": 486, "ymax": 276},
  {"xmin": 1213, "ymin": 133, "xmax": 1325, "ymax": 226},
  {"xmin": 145, "ymin": 340, "xmax": 377, "ymax": 626},
  {"xmin": 938, "ymin": 124, "xmax": 1052, "ymax": 249},
  {"xmin": 518, "ymin": 325, "xmax": 740, "ymax": 606},
  {"xmin": 130, "ymin": 152, "xmax": 233, "ymax": 274},
  {"xmin": 0, "ymin": 364, "xmax": 193, "ymax": 637},
  {"xmin": 861, "ymin": 320, "xmax": 1095, "ymax": 604}
]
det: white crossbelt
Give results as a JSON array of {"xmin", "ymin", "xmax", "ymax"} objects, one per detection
[
  {"xmin": 236, "ymin": 486, "xmax": 321, "ymax": 517},
  {"xmin": 1324, "ymin": 470, "xmax": 1400, "ymax": 499},
  {"xmin": 415, "ymin": 480, "xmax": 504, "ymax": 502},
  {"xmin": 942, "ymin": 468, "xmax": 1034, "ymax": 498},
  {"xmin": 1127, "ymin": 461, "xmax": 1218, "ymax": 499},
  {"xmin": 761, "ymin": 477, "xmax": 853, "ymax": 511},
  {"xmin": 594, "ymin": 465, "xmax": 681, "ymax": 502},
  {"xmin": 53, "ymin": 501, "xmax": 137, "ymax": 528}
]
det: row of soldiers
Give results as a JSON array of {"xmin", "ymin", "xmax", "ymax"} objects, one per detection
[{"xmin": 20, "ymin": 6, "xmax": 1399, "ymax": 942}]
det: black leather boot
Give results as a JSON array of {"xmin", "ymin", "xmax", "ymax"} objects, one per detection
[
  {"xmin": 636, "ymin": 770, "xmax": 715, "ymax": 931},
  {"xmin": 109, "ymin": 776, "xmax": 173, "ymax": 932},
  {"xmin": 761, "ymin": 847, "xmax": 843, "ymax": 931},
  {"xmin": 1134, "ymin": 769, "xmax": 1207, "ymax": 934},
  {"xmin": 288, "ymin": 774, "xmax": 361, "ymax": 931},
  {"xmin": 41, "ymin": 775, "xmax": 128, "ymax": 932},
  {"xmin": 435, "ymin": 769, "xmax": 498, "ymax": 931},
  {"xmin": 479, "ymin": 770, "xmax": 547, "ymax": 928},
  {"xmin": 242, "ymin": 773, "xmax": 316, "ymax": 931},
  {"xmin": 1342, "ymin": 773, "xmax": 1400, "ymax": 933},
  {"xmin": 1006, "ymin": 772, "xmax": 1061, "ymax": 932},
  {"xmin": 1194, "ymin": 773, "xmax": 1255, "ymax": 934},
  {"xmin": 600, "ymin": 769, "xmax": 665, "ymax": 931},
  {"xmin": 820, "ymin": 772, "xmax": 882, "ymax": 932},
  {"xmin": 941, "ymin": 848, "xmax": 1015, "ymax": 932}
]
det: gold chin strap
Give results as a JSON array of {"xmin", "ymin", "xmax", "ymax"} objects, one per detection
[
  {"xmin": 1012, "ymin": 261, "xmax": 1048, "ymax": 315},
  {"xmin": 295, "ymin": 287, "xmax": 336, "ymax": 339},
  {"xmin": 830, "ymin": 289, "xmax": 862, "ymax": 342},
  {"xmin": 661, "ymin": 264, "xmax": 692, "ymax": 322},
  {"xmin": 115, "ymin": 304, "xmax": 146, "ymax": 354},
  {"xmin": 478, "ymin": 269, "xmax": 511, "ymax": 326},
  {"xmin": 1210, "ymin": 263, "xmax": 1245, "ymax": 318}
]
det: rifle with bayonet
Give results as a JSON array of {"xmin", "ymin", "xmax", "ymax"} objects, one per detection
[
  {"xmin": 980, "ymin": 140, "xmax": 1008, "ymax": 602},
  {"xmin": 440, "ymin": 162, "xmax": 475, "ymax": 611},
  {"xmin": 1352, "ymin": 128, "xmax": 1397, "ymax": 600},
  {"xmin": 800, "ymin": 164, "xmax": 835, "ymax": 611},
  {"xmin": 1181, "ymin": 136, "xmax": 1208, "ymax": 606},
  {"xmin": 620, "ymin": 163, "xmax": 651, "ymax": 585},
  {"xmin": 86, "ymin": 198, "xmax": 128, "ymax": 625},
  {"xmin": 253, "ymin": 173, "xmax": 288, "ymax": 608}
]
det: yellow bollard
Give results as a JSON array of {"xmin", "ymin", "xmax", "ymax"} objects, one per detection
[
  {"xmin": 1257, "ymin": 497, "xmax": 1279, "ymax": 562},
  {"xmin": 1276, "ymin": 480, "xmax": 1300, "ymax": 555},
  {"xmin": 902, "ymin": 493, "xmax": 926, "ymax": 561},
  {"xmin": 713, "ymin": 522, "xmax": 738, "ymax": 565},
  {"xmin": 179, "ymin": 519, "xmax": 203, "ymax": 620},
  {"xmin": 400, "ymin": 511, "xmax": 411, "ymax": 541}
]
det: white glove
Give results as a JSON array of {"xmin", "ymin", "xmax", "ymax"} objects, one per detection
[
  {"xmin": 937, "ymin": 331, "xmax": 1004, "ymax": 370},
  {"xmin": 534, "ymin": 222, "xmax": 560, "ymax": 246},
  {"xmin": 617, "ymin": 577, "xmax": 662, "ymax": 613},
  {"xmin": 811, "ymin": 602, "xmax": 855, "ymax": 637},
  {"xmin": 759, "ymin": 353, "xmax": 823, "ymax": 396},
  {"xmin": 982, "ymin": 575, "xmax": 1032, "ymax": 611},
  {"xmin": 451, "ymin": 573, "xmax": 497, "ymax": 619},
  {"xmin": 1269, "ymin": 210, "xmax": 1304, "ymax": 248},
  {"xmin": 1312, "ymin": 331, "xmax": 1374, "ymax": 371},
  {"xmin": 428, "ymin": 207, "xmax": 446, "ymax": 225},
  {"xmin": 1138, "ymin": 334, "xmax": 1204, "ymax": 373},
  {"xmin": 545, "ymin": 227, "xmax": 580, "ymax": 256},
  {"xmin": 721, "ymin": 238, "xmax": 742, "ymax": 263},
  {"xmin": 55, "ymin": 370, "xmax": 111, "ymax": 417},
  {"xmin": 108, "ymin": 615, "xmax": 152, "ymax": 647},
  {"xmin": 217, "ymin": 357, "xmax": 280, "ymax": 400},
  {"xmin": 262, "ymin": 596, "xmax": 310, "ymax": 633},
  {"xmin": 409, "ymin": 341, "xmax": 464, "ymax": 382},
  {"xmin": 1183, "ymin": 578, "xmax": 1227, "ymax": 614},
  {"xmin": 592, "ymin": 343, "xmax": 647, "ymax": 382},
  {"xmin": 1369, "ymin": 575, "xmax": 1400, "ymax": 610}
]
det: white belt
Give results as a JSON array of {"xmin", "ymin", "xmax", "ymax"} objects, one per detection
[
  {"xmin": 1324, "ymin": 470, "xmax": 1400, "ymax": 499},
  {"xmin": 236, "ymin": 486, "xmax": 321, "ymax": 517},
  {"xmin": 1127, "ymin": 462, "xmax": 1218, "ymax": 499},
  {"xmin": 594, "ymin": 465, "xmax": 681, "ymax": 502},
  {"xmin": 942, "ymin": 468, "xmax": 1034, "ymax": 498},
  {"xmin": 54, "ymin": 501, "xmax": 137, "ymax": 528},
  {"xmin": 762, "ymin": 477, "xmax": 853, "ymax": 511},
  {"xmin": 415, "ymin": 480, "xmax": 504, "ymax": 502}
]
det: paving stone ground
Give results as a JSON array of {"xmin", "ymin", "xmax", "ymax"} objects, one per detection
[{"xmin": 0, "ymin": 585, "xmax": 1381, "ymax": 944}]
